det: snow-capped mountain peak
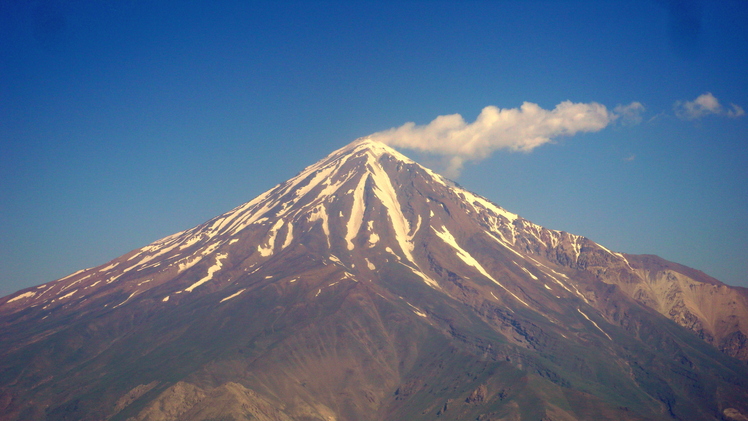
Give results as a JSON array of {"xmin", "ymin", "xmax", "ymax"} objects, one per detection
[{"xmin": 1, "ymin": 136, "xmax": 748, "ymax": 421}]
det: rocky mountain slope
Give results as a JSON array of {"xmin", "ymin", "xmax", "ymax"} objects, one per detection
[{"xmin": 1, "ymin": 138, "xmax": 747, "ymax": 421}]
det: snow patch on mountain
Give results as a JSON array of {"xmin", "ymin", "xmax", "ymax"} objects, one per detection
[
  {"xmin": 6, "ymin": 291, "xmax": 35, "ymax": 304},
  {"xmin": 179, "ymin": 234, "xmax": 204, "ymax": 250},
  {"xmin": 177, "ymin": 243, "xmax": 221, "ymax": 275},
  {"xmin": 186, "ymin": 253, "xmax": 228, "ymax": 292},
  {"xmin": 282, "ymin": 222, "xmax": 294, "ymax": 249},
  {"xmin": 54, "ymin": 269, "xmax": 86, "ymax": 283},
  {"xmin": 457, "ymin": 189, "xmax": 518, "ymax": 223},
  {"xmin": 220, "ymin": 289, "xmax": 246, "ymax": 303},
  {"xmin": 405, "ymin": 301, "xmax": 427, "ymax": 317},
  {"xmin": 521, "ymin": 267, "xmax": 538, "ymax": 280},
  {"xmin": 571, "ymin": 236, "xmax": 582, "ymax": 262},
  {"xmin": 60, "ymin": 273, "xmax": 92, "ymax": 292},
  {"xmin": 615, "ymin": 252, "xmax": 635, "ymax": 271},
  {"xmin": 113, "ymin": 291, "xmax": 137, "ymax": 309},
  {"xmin": 258, "ymin": 219, "xmax": 285, "ymax": 257},
  {"xmin": 577, "ymin": 308, "xmax": 612, "ymax": 340},
  {"xmin": 345, "ymin": 174, "xmax": 369, "ymax": 250},
  {"xmin": 369, "ymin": 155, "xmax": 415, "ymax": 262},
  {"xmin": 99, "ymin": 262, "xmax": 118, "ymax": 272},
  {"xmin": 328, "ymin": 255, "xmax": 343, "ymax": 266}
]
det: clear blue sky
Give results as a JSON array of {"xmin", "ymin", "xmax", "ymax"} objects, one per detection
[{"xmin": 1, "ymin": 0, "xmax": 747, "ymax": 296}]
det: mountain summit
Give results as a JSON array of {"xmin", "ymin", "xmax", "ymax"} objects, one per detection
[{"xmin": 2, "ymin": 138, "xmax": 748, "ymax": 421}]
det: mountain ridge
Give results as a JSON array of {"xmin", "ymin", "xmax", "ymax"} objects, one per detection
[{"xmin": 1, "ymin": 137, "xmax": 747, "ymax": 421}]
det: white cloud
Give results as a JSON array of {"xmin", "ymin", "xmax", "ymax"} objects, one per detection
[
  {"xmin": 727, "ymin": 103, "xmax": 745, "ymax": 118},
  {"xmin": 369, "ymin": 100, "xmax": 620, "ymax": 177},
  {"xmin": 674, "ymin": 92, "xmax": 745, "ymax": 120},
  {"xmin": 613, "ymin": 102, "xmax": 645, "ymax": 125}
]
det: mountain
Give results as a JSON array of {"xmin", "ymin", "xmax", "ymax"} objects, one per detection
[{"xmin": 1, "ymin": 138, "xmax": 748, "ymax": 421}]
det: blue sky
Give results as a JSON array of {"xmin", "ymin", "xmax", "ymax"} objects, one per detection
[{"xmin": 1, "ymin": 0, "xmax": 747, "ymax": 295}]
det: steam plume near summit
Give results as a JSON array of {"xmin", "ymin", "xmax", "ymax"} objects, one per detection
[{"xmin": 370, "ymin": 100, "xmax": 642, "ymax": 177}]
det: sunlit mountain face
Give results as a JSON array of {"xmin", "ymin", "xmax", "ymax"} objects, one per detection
[{"xmin": 2, "ymin": 138, "xmax": 748, "ymax": 421}]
